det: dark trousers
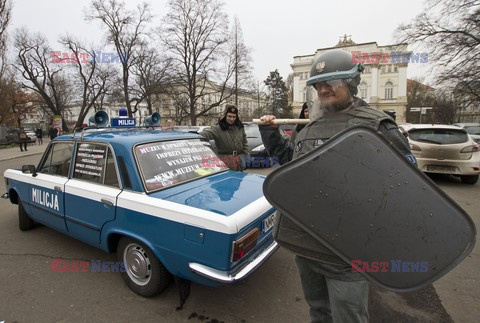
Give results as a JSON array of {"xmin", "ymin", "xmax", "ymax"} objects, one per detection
[{"xmin": 19, "ymin": 142, "xmax": 28, "ymax": 151}]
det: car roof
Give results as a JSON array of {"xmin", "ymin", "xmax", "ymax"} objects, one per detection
[
  {"xmin": 399, "ymin": 124, "xmax": 464, "ymax": 131},
  {"xmin": 55, "ymin": 128, "xmax": 202, "ymax": 148}
]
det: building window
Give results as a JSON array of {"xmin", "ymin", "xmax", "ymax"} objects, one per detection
[
  {"xmin": 387, "ymin": 65, "xmax": 392, "ymax": 73},
  {"xmin": 385, "ymin": 81, "xmax": 393, "ymax": 99},
  {"xmin": 359, "ymin": 82, "xmax": 368, "ymax": 99},
  {"xmin": 394, "ymin": 65, "xmax": 398, "ymax": 72},
  {"xmin": 364, "ymin": 66, "xmax": 371, "ymax": 73},
  {"xmin": 299, "ymin": 72, "xmax": 309, "ymax": 80},
  {"xmin": 381, "ymin": 66, "xmax": 385, "ymax": 73}
]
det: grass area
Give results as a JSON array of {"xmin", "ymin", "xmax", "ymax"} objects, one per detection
[{"xmin": 0, "ymin": 142, "xmax": 16, "ymax": 149}]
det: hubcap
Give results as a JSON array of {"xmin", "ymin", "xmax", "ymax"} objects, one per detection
[{"xmin": 123, "ymin": 243, "xmax": 152, "ymax": 286}]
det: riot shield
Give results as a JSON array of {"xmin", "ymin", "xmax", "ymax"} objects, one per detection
[{"xmin": 263, "ymin": 125, "xmax": 476, "ymax": 291}]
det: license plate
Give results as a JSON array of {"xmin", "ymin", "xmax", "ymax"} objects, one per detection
[
  {"xmin": 426, "ymin": 165, "xmax": 455, "ymax": 172},
  {"xmin": 262, "ymin": 213, "xmax": 276, "ymax": 233}
]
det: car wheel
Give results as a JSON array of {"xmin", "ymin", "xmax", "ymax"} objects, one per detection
[
  {"xmin": 18, "ymin": 199, "xmax": 34, "ymax": 231},
  {"xmin": 117, "ymin": 237, "xmax": 171, "ymax": 297},
  {"xmin": 460, "ymin": 174, "xmax": 479, "ymax": 185}
]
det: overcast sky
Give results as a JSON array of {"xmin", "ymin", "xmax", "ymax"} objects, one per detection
[{"xmin": 9, "ymin": 0, "xmax": 430, "ymax": 82}]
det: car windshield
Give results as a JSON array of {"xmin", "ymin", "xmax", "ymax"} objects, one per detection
[
  {"xmin": 464, "ymin": 126, "xmax": 480, "ymax": 135},
  {"xmin": 135, "ymin": 139, "xmax": 228, "ymax": 192},
  {"xmin": 408, "ymin": 128, "xmax": 469, "ymax": 144}
]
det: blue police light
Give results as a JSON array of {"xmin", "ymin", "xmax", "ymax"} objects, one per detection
[
  {"xmin": 145, "ymin": 112, "xmax": 161, "ymax": 127},
  {"xmin": 88, "ymin": 111, "xmax": 110, "ymax": 127},
  {"xmin": 119, "ymin": 107, "xmax": 128, "ymax": 117}
]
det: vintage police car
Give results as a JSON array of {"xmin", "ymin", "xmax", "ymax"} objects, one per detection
[{"xmin": 2, "ymin": 114, "xmax": 277, "ymax": 297}]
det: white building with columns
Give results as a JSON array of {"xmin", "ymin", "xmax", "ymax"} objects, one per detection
[{"xmin": 291, "ymin": 37, "xmax": 410, "ymax": 122}]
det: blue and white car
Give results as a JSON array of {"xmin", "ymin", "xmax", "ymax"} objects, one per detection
[{"xmin": 2, "ymin": 124, "xmax": 278, "ymax": 297}]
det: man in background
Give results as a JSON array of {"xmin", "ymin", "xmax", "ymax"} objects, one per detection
[{"xmin": 201, "ymin": 104, "xmax": 248, "ymax": 171}]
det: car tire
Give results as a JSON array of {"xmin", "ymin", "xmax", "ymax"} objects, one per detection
[
  {"xmin": 460, "ymin": 174, "xmax": 479, "ymax": 185},
  {"xmin": 18, "ymin": 199, "xmax": 34, "ymax": 231},
  {"xmin": 117, "ymin": 237, "xmax": 171, "ymax": 297}
]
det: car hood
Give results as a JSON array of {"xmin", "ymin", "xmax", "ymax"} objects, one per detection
[{"xmin": 149, "ymin": 171, "xmax": 266, "ymax": 216}]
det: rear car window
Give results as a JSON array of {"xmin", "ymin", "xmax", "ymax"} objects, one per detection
[
  {"xmin": 135, "ymin": 139, "xmax": 228, "ymax": 191},
  {"xmin": 408, "ymin": 128, "xmax": 469, "ymax": 144}
]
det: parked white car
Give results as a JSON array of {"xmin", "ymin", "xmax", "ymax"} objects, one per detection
[
  {"xmin": 453, "ymin": 123, "xmax": 480, "ymax": 144},
  {"xmin": 399, "ymin": 124, "xmax": 480, "ymax": 184}
]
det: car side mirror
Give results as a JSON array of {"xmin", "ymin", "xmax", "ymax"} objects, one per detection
[{"xmin": 22, "ymin": 165, "xmax": 37, "ymax": 177}]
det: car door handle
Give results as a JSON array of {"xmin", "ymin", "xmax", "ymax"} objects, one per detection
[
  {"xmin": 54, "ymin": 186, "xmax": 62, "ymax": 192},
  {"xmin": 101, "ymin": 198, "xmax": 114, "ymax": 206}
]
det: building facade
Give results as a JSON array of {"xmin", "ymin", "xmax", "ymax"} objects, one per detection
[{"xmin": 291, "ymin": 36, "xmax": 412, "ymax": 122}]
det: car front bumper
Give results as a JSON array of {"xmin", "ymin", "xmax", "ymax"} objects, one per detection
[{"xmin": 189, "ymin": 241, "xmax": 278, "ymax": 283}]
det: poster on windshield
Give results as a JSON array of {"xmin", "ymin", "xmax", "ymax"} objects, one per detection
[{"xmin": 135, "ymin": 139, "xmax": 227, "ymax": 191}]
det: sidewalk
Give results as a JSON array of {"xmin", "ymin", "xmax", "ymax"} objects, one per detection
[{"xmin": 0, "ymin": 139, "xmax": 50, "ymax": 162}]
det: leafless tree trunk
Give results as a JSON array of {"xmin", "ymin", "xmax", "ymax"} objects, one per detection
[
  {"xmin": 13, "ymin": 28, "xmax": 73, "ymax": 131},
  {"xmin": 159, "ymin": 0, "xmax": 234, "ymax": 126},
  {"xmin": 59, "ymin": 36, "xmax": 115, "ymax": 129},
  {"xmin": 396, "ymin": 0, "xmax": 480, "ymax": 107},
  {"xmin": 86, "ymin": 0, "xmax": 152, "ymax": 117},
  {"xmin": 0, "ymin": 0, "xmax": 11, "ymax": 77}
]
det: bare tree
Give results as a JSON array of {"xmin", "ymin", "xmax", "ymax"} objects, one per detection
[
  {"xmin": 159, "ymin": 0, "xmax": 234, "ymax": 125},
  {"xmin": 14, "ymin": 28, "xmax": 73, "ymax": 131},
  {"xmin": 396, "ymin": 0, "xmax": 480, "ymax": 106},
  {"xmin": 58, "ymin": 36, "xmax": 116, "ymax": 129},
  {"xmin": 285, "ymin": 73, "xmax": 294, "ymax": 104},
  {"xmin": 86, "ymin": 0, "xmax": 152, "ymax": 117},
  {"xmin": 131, "ymin": 42, "xmax": 172, "ymax": 114},
  {"xmin": 229, "ymin": 16, "xmax": 253, "ymax": 106},
  {"xmin": 432, "ymin": 92, "xmax": 456, "ymax": 124}
]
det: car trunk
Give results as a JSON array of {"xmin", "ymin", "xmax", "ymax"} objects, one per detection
[{"xmin": 149, "ymin": 171, "xmax": 266, "ymax": 216}]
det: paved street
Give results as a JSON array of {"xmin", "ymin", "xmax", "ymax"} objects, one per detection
[{"xmin": 0, "ymin": 143, "xmax": 478, "ymax": 322}]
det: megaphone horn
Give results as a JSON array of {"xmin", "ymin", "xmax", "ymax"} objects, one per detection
[
  {"xmin": 88, "ymin": 111, "xmax": 110, "ymax": 127},
  {"xmin": 145, "ymin": 112, "xmax": 161, "ymax": 126}
]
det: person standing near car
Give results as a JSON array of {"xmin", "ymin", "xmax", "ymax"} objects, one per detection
[
  {"xmin": 48, "ymin": 125, "xmax": 58, "ymax": 140},
  {"xmin": 259, "ymin": 49, "xmax": 415, "ymax": 323},
  {"xmin": 17, "ymin": 127, "xmax": 28, "ymax": 152},
  {"xmin": 290, "ymin": 102, "xmax": 310, "ymax": 143},
  {"xmin": 35, "ymin": 127, "xmax": 43, "ymax": 145},
  {"xmin": 200, "ymin": 104, "xmax": 248, "ymax": 171}
]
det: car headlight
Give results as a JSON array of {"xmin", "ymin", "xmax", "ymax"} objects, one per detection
[{"xmin": 251, "ymin": 144, "xmax": 265, "ymax": 152}]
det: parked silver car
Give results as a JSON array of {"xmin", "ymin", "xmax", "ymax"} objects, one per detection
[
  {"xmin": 399, "ymin": 124, "xmax": 480, "ymax": 184},
  {"xmin": 6, "ymin": 128, "xmax": 37, "ymax": 144}
]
